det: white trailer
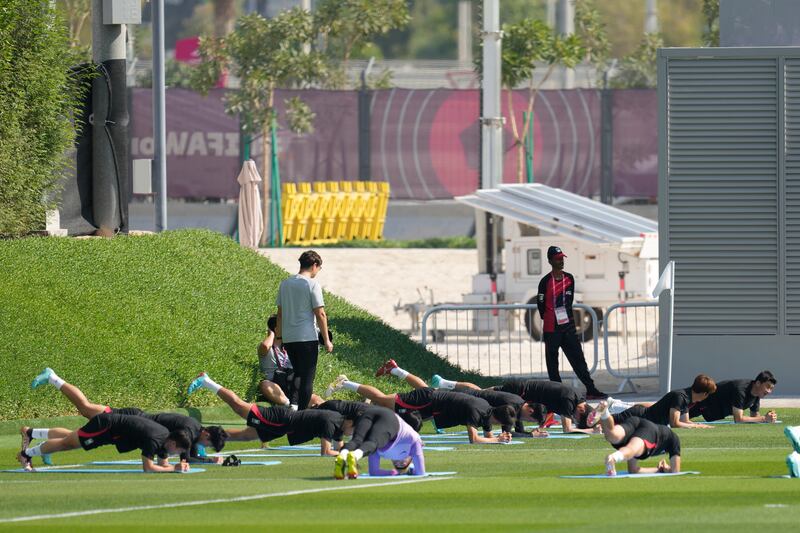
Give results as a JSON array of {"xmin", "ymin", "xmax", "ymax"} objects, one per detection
[{"xmin": 456, "ymin": 184, "xmax": 659, "ymax": 340}]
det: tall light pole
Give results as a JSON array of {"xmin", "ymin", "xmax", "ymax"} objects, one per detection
[{"xmin": 153, "ymin": 0, "xmax": 167, "ymax": 231}]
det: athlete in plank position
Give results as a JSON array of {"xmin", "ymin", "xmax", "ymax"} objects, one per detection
[
  {"xmin": 594, "ymin": 401, "xmax": 681, "ymax": 476},
  {"xmin": 23, "ymin": 368, "xmax": 228, "ymax": 465},
  {"xmin": 18, "ymin": 413, "xmax": 191, "ymax": 473},
  {"xmin": 596, "ymin": 374, "xmax": 717, "ymax": 429},
  {"xmin": 325, "ymin": 375, "xmax": 516, "ymax": 443},
  {"xmin": 430, "ymin": 375, "xmax": 597, "ymax": 435},
  {"xmin": 375, "ymin": 359, "xmax": 546, "ymax": 437},
  {"xmin": 187, "ymin": 372, "xmax": 345, "ymax": 456},
  {"xmin": 315, "ymin": 399, "xmax": 425, "ymax": 479},
  {"xmin": 687, "ymin": 371, "xmax": 778, "ymax": 424}
]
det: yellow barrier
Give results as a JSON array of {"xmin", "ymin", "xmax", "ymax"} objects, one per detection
[{"xmin": 280, "ymin": 181, "xmax": 391, "ymax": 246}]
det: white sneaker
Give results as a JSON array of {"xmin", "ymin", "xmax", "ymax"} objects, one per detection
[
  {"xmin": 605, "ymin": 454, "xmax": 617, "ymax": 477},
  {"xmin": 324, "ymin": 375, "xmax": 348, "ymax": 398}
]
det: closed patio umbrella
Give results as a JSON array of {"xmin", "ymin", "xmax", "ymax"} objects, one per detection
[{"xmin": 237, "ymin": 159, "xmax": 263, "ymax": 249}]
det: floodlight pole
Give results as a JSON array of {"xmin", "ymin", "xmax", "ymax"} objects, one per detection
[{"xmin": 153, "ymin": 0, "xmax": 168, "ymax": 232}]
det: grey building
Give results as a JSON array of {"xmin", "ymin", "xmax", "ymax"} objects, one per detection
[{"xmin": 658, "ymin": 47, "xmax": 800, "ymax": 394}]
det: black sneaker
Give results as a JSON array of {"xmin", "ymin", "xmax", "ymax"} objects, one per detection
[{"xmin": 586, "ymin": 390, "xmax": 608, "ymax": 400}]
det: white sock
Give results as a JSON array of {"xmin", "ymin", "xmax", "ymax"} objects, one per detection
[
  {"xmin": 438, "ymin": 378, "xmax": 457, "ymax": 390},
  {"xmin": 342, "ymin": 380, "xmax": 360, "ymax": 392},
  {"xmin": 203, "ymin": 376, "xmax": 222, "ymax": 394},
  {"xmin": 49, "ymin": 372, "xmax": 65, "ymax": 390},
  {"xmin": 31, "ymin": 428, "xmax": 49, "ymax": 440},
  {"xmin": 290, "ymin": 404, "xmax": 298, "ymax": 411},
  {"xmin": 390, "ymin": 367, "xmax": 409, "ymax": 380},
  {"xmin": 337, "ymin": 449, "xmax": 349, "ymax": 459},
  {"xmin": 350, "ymin": 449, "xmax": 364, "ymax": 461},
  {"xmin": 25, "ymin": 444, "xmax": 44, "ymax": 457},
  {"xmin": 610, "ymin": 451, "xmax": 625, "ymax": 463},
  {"xmin": 601, "ymin": 408, "xmax": 612, "ymax": 420}
]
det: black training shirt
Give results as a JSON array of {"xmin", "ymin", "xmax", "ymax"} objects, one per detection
[
  {"xmin": 695, "ymin": 379, "xmax": 760, "ymax": 418},
  {"xmin": 642, "ymin": 387, "xmax": 693, "ymax": 426},
  {"xmin": 104, "ymin": 413, "xmax": 170, "ymax": 459},
  {"xmin": 499, "ymin": 379, "xmax": 581, "ymax": 418}
]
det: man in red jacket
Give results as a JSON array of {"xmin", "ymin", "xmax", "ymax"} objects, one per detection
[{"xmin": 537, "ymin": 246, "xmax": 606, "ymax": 400}]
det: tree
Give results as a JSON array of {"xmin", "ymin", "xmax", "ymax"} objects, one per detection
[
  {"xmin": 191, "ymin": 9, "xmax": 325, "ymax": 246},
  {"xmin": 574, "ymin": 0, "xmax": 611, "ymax": 87},
  {"xmin": 609, "ymin": 32, "xmax": 663, "ymax": 89},
  {"xmin": 702, "ymin": 0, "xmax": 720, "ymax": 47},
  {"xmin": 314, "ymin": 0, "xmax": 410, "ymax": 88},
  {"xmin": 0, "ymin": 1, "xmax": 89, "ymax": 236},
  {"xmin": 476, "ymin": 18, "xmax": 583, "ymax": 183}
]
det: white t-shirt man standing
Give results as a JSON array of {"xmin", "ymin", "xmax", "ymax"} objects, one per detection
[{"xmin": 276, "ymin": 250, "xmax": 333, "ymax": 409}]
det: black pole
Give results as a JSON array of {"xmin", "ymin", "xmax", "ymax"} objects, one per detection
[
  {"xmin": 358, "ymin": 85, "xmax": 371, "ymax": 181},
  {"xmin": 600, "ymin": 84, "xmax": 613, "ymax": 204}
]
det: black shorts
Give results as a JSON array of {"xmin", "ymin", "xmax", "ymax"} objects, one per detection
[
  {"xmin": 612, "ymin": 404, "xmax": 647, "ymax": 424},
  {"xmin": 246, "ymin": 405, "xmax": 288, "ymax": 442},
  {"xmin": 109, "ymin": 407, "xmax": 145, "ymax": 417},
  {"xmin": 77, "ymin": 413, "xmax": 116, "ymax": 451},
  {"xmin": 395, "ymin": 389, "xmax": 433, "ymax": 415},
  {"xmin": 271, "ymin": 369, "xmax": 294, "ymax": 398},
  {"xmin": 614, "ymin": 418, "xmax": 660, "ymax": 460}
]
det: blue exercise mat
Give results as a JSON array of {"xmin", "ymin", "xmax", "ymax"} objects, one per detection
[
  {"xmin": 702, "ymin": 419, "xmax": 782, "ymax": 425},
  {"xmin": 2, "ymin": 467, "xmax": 206, "ymax": 474},
  {"xmin": 356, "ymin": 471, "xmax": 456, "ymax": 478},
  {"xmin": 90, "ymin": 460, "xmax": 281, "ymax": 466},
  {"xmin": 560, "ymin": 471, "xmax": 699, "ymax": 479},
  {"xmin": 420, "ymin": 439, "xmax": 524, "ymax": 445},
  {"xmin": 223, "ymin": 453, "xmax": 322, "ymax": 458}
]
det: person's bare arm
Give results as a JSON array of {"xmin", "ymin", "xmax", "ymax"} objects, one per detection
[
  {"xmin": 313, "ymin": 306, "xmax": 333, "ymax": 353},
  {"xmin": 561, "ymin": 417, "xmax": 597, "ymax": 434},
  {"xmin": 258, "ymin": 330, "xmax": 275, "ymax": 357},
  {"xmin": 732, "ymin": 407, "xmax": 777, "ymax": 423},
  {"xmin": 670, "ymin": 408, "xmax": 712, "ymax": 428},
  {"xmin": 319, "ymin": 438, "xmax": 338, "ymax": 457},
  {"xmin": 467, "ymin": 426, "xmax": 511, "ymax": 443},
  {"xmin": 142, "ymin": 456, "xmax": 186, "ymax": 473}
]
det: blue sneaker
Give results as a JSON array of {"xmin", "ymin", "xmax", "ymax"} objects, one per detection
[
  {"xmin": 430, "ymin": 374, "xmax": 443, "ymax": 389},
  {"xmin": 31, "ymin": 368, "xmax": 54, "ymax": 389},
  {"xmin": 42, "ymin": 454, "xmax": 53, "ymax": 466},
  {"xmin": 786, "ymin": 451, "xmax": 800, "ymax": 478},
  {"xmin": 784, "ymin": 426, "xmax": 800, "ymax": 454},
  {"xmin": 187, "ymin": 372, "xmax": 208, "ymax": 395}
]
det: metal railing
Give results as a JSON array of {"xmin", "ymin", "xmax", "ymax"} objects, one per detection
[
  {"xmin": 603, "ymin": 301, "xmax": 660, "ymax": 392},
  {"xmin": 419, "ymin": 301, "xmax": 660, "ymax": 392},
  {"xmin": 419, "ymin": 303, "xmax": 599, "ymax": 380}
]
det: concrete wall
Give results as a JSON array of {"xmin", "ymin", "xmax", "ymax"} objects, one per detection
[{"xmin": 720, "ymin": 0, "xmax": 800, "ymax": 46}]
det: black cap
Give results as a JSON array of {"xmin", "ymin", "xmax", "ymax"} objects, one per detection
[{"xmin": 547, "ymin": 246, "xmax": 566, "ymax": 260}]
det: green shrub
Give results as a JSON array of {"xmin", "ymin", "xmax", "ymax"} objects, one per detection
[
  {"xmin": 0, "ymin": 230, "xmax": 486, "ymax": 420},
  {"xmin": 0, "ymin": 1, "xmax": 87, "ymax": 236}
]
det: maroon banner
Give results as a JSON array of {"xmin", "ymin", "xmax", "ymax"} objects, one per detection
[{"xmin": 129, "ymin": 88, "xmax": 657, "ymax": 200}]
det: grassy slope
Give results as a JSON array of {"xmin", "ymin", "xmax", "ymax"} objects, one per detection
[
  {"xmin": 0, "ymin": 411, "xmax": 798, "ymax": 530},
  {"xmin": 0, "ymin": 230, "xmax": 487, "ymax": 420}
]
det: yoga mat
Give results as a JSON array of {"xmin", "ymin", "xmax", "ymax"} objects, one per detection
[
  {"xmin": 2, "ymin": 468, "xmax": 206, "ymax": 474},
  {"xmin": 522, "ymin": 434, "xmax": 589, "ymax": 440},
  {"xmin": 90, "ymin": 460, "xmax": 281, "ymax": 467},
  {"xmin": 420, "ymin": 439, "xmax": 524, "ymax": 445},
  {"xmin": 268, "ymin": 445, "xmax": 321, "ymax": 451},
  {"xmin": 356, "ymin": 471, "xmax": 456, "ymax": 478},
  {"xmin": 702, "ymin": 419, "xmax": 782, "ymax": 425},
  {"xmin": 560, "ymin": 471, "xmax": 699, "ymax": 479}
]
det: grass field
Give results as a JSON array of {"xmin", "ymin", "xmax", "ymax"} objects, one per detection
[{"xmin": 1, "ymin": 408, "xmax": 798, "ymax": 531}]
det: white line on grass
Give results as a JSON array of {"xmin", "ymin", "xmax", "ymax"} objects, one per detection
[{"xmin": 0, "ymin": 476, "xmax": 450, "ymax": 524}]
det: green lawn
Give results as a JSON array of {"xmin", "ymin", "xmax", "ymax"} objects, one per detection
[{"xmin": 0, "ymin": 409, "xmax": 798, "ymax": 531}]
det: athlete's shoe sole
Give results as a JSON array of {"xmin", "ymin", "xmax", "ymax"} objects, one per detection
[
  {"xmin": 586, "ymin": 391, "xmax": 608, "ymax": 400},
  {"xmin": 787, "ymin": 451, "xmax": 800, "ymax": 478},
  {"xmin": 346, "ymin": 453, "xmax": 358, "ymax": 479},
  {"xmin": 31, "ymin": 368, "xmax": 54, "ymax": 390},
  {"xmin": 20, "ymin": 427, "xmax": 30, "ymax": 450},
  {"xmin": 784, "ymin": 426, "xmax": 800, "ymax": 454},
  {"xmin": 187, "ymin": 372, "xmax": 208, "ymax": 395},
  {"xmin": 334, "ymin": 455, "xmax": 346, "ymax": 480},
  {"xmin": 324, "ymin": 375, "xmax": 348, "ymax": 398},
  {"xmin": 375, "ymin": 359, "xmax": 398, "ymax": 378}
]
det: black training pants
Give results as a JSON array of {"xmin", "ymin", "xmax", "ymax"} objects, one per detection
[
  {"xmin": 284, "ymin": 340, "xmax": 319, "ymax": 410},
  {"xmin": 344, "ymin": 408, "xmax": 399, "ymax": 455},
  {"xmin": 543, "ymin": 328, "xmax": 596, "ymax": 390}
]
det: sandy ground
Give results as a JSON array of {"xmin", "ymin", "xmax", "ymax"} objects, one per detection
[{"xmin": 259, "ymin": 248, "xmax": 479, "ymax": 332}]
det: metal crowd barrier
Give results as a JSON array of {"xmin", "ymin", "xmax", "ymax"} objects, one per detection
[
  {"xmin": 419, "ymin": 301, "xmax": 660, "ymax": 392},
  {"xmin": 602, "ymin": 301, "xmax": 660, "ymax": 392},
  {"xmin": 419, "ymin": 303, "xmax": 599, "ymax": 381}
]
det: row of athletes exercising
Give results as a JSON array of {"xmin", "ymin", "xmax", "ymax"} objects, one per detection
[{"xmin": 16, "ymin": 364, "xmax": 777, "ymax": 477}]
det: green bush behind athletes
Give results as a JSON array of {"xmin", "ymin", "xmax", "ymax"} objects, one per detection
[
  {"xmin": 0, "ymin": 229, "xmax": 487, "ymax": 420},
  {"xmin": 0, "ymin": 1, "xmax": 90, "ymax": 236}
]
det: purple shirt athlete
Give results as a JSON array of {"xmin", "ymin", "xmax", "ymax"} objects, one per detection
[{"xmin": 368, "ymin": 414, "xmax": 427, "ymax": 477}]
